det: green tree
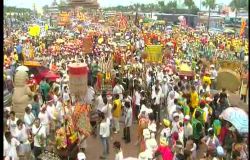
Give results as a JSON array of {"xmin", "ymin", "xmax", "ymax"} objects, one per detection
[
  {"xmin": 202, "ymin": 0, "xmax": 216, "ymax": 30},
  {"xmin": 184, "ymin": 0, "xmax": 195, "ymax": 10},
  {"xmin": 229, "ymin": 0, "xmax": 247, "ymax": 29},
  {"xmin": 42, "ymin": 5, "xmax": 49, "ymax": 15},
  {"xmin": 158, "ymin": 1, "xmax": 165, "ymax": 12}
]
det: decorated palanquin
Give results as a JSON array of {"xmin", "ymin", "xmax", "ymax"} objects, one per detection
[
  {"xmin": 72, "ymin": 103, "xmax": 92, "ymax": 137},
  {"xmin": 55, "ymin": 115, "xmax": 79, "ymax": 159},
  {"xmin": 55, "ymin": 116, "xmax": 78, "ymax": 150}
]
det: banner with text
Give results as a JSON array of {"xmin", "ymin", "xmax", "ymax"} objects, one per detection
[{"xmin": 145, "ymin": 45, "xmax": 163, "ymax": 63}]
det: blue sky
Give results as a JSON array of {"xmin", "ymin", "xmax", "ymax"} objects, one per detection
[{"xmin": 4, "ymin": 0, "xmax": 231, "ymax": 9}]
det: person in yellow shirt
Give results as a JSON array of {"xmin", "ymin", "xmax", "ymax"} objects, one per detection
[
  {"xmin": 113, "ymin": 94, "xmax": 122, "ymax": 133},
  {"xmin": 190, "ymin": 86, "xmax": 199, "ymax": 113}
]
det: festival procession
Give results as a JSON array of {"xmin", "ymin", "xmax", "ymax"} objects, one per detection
[{"xmin": 3, "ymin": 0, "xmax": 249, "ymax": 159}]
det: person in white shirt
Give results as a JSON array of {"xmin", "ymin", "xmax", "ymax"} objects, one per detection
[
  {"xmin": 83, "ymin": 84, "xmax": 95, "ymax": 105},
  {"xmin": 46, "ymin": 99, "xmax": 58, "ymax": 133},
  {"xmin": 183, "ymin": 115, "xmax": 193, "ymax": 145},
  {"xmin": 171, "ymin": 112, "xmax": 180, "ymax": 134},
  {"xmin": 32, "ymin": 118, "xmax": 46, "ymax": 159},
  {"xmin": 62, "ymin": 86, "xmax": 70, "ymax": 103},
  {"xmin": 113, "ymin": 81, "xmax": 124, "ymax": 100},
  {"xmin": 210, "ymin": 65, "xmax": 217, "ymax": 90},
  {"xmin": 99, "ymin": 112, "xmax": 110, "ymax": 159},
  {"xmin": 123, "ymin": 101, "xmax": 133, "ymax": 143},
  {"xmin": 161, "ymin": 77, "xmax": 169, "ymax": 105},
  {"xmin": 134, "ymin": 87, "xmax": 141, "ymax": 120},
  {"xmin": 4, "ymin": 131, "xmax": 20, "ymax": 160},
  {"xmin": 113, "ymin": 141, "xmax": 124, "ymax": 160},
  {"xmin": 14, "ymin": 120, "xmax": 31, "ymax": 159},
  {"xmin": 7, "ymin": 111, "xmax": 19, "ymax": 136},
  {"xmin": 23, "ymin": 107, "xmax": 35, "ymax": 131},
  {"xmin": 101, "ymin": 97, "xmax": 113, "ymax": 125},
  {"xmin": 151, "ymin": 87, "xmax": 162, "ymax": 122},
  {"xmin": 38, "ymin": 106, "xmax": 50, "ymax": 135},
  {"xmin": 138, "ymin": 100, "xmax": 153, "ymax": 119},
  {"xmin": 95, "ymin": 91, "xmax": 105, "ymax": 111},
  {"xmin": 152, "ymin": 80, "xmax": 163, "ymax": 97},
  {"xmin": 167, "ymin": 93, "xmax": 176, "ymax": 121}
]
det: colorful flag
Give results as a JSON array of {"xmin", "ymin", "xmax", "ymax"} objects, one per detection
[
  {"xmin": 240, "ymin": 19, "xmax": 247, "ymax": 37},
  {"xmin": 118, "ymin": 13, "xmax": 128, "ymax": 30}
]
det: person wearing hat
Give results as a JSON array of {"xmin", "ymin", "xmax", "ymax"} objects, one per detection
[
  {"xmin": 153, "ymin": 137, "xmax": 173, "ymax": 160},
  {"xmin": 183, "ymin": 115, "xmax": 193, "ymax": 145},
  {"xmin": 171, "ymin": 112, "xmax": 180, "ymax": 134},
  {"xmin": 160, "ymin": 119, "xmax": 171, "ymax": 141},
  {"xmin": 201, "ymin": 128, "xmax": 220, "ymax": 158},
  {"xmin": 77, "ymin": 152, "xmax": 86, "ymax": 160}
]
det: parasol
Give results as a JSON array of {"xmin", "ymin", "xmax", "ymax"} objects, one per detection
[
  {"xmin": 220, "ymin": 107, "xmax": 248, "ymax": 134},
  {"xmin": 41, "ymin": 71, "xmax": 60, "ymax": 81},
  {"xmin": 16, "ymin": 65, "xmax": 29, "ymax": 72}
]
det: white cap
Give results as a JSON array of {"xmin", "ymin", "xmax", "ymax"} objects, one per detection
[
  {"xmin": 148, "ymin": 123, "xmax": 156, "ymax": 132},
  {"xmin": 30, "ymin": 74, "xmax": 34, "ymax": 78},
  {"xmin": 173, "ymin": 112, "xmax": 179, "ymax": 118},
  {"xmin": 4, "ymin": 107, "xmax": 11, "ymax": 112},
  {"xmin": 77, "ymin": 152, "xmax": 86, "ymax": 160},
  {"xmin": 184, "ymin": 115, "xmax": 190, "ymax": 121},
  {"xmin": 27, "ymin": 104, "xmax": 32, "ymax": 109},
  {"xmin": 143, "ymin": 129, "xmax": 150, "ymax": 139},
  {"xmin": 184, "ymin": 76, "xmax": 187, "ymax": 80},
  {"xmin": 210, "ymin": 64, "xmax": 215, "ymax": 68}
]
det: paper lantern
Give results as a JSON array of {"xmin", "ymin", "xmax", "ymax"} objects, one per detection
[{"xmin": 68, "ymin": 63, "xmax": 88, "ymax": 97}]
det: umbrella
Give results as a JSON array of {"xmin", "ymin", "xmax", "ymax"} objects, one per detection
[
  {"xmin": 224, "ymin": 29, "xmax": 235, "ymax": 33},
  {"xmin": 41, "ymin": 71, "xmax": 60, "ymax": 82},
  {"xmin": 220, "ymin": 107, "xmax": 248, "ymax": 133},
  {"xmin": 16, "ymin": 65, "xmax": 29, "ymax": 72}
]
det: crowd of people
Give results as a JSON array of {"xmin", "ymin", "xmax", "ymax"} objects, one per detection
[{"xmin": 3, "ymin": 11, "xmax": 249, "ymax": 160}]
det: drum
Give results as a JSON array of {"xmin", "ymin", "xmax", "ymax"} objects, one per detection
[{"xmin": 68, "ymin": 63, "xmax": 88, "ymax": 97}]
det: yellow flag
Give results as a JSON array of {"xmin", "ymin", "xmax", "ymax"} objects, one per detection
[{"xmin": 45, "ymin": 24, "xmax": 49, "ymax": 31}]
